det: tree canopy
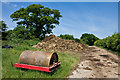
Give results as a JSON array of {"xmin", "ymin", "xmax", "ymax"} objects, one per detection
[
  {"xmin": 80, "ymin": 33, "xmax": 99, "ymax": 46},
  {"xmin": 10, "ymin": 4, "xmax": 62, "ymax": 39},
  {"xmin": 0, "ymin": 21, "xmax": 8, "ymax": 40},
  {"xmin": 0, "ymin": 21, "xmax": 8, "ymax": 33}
]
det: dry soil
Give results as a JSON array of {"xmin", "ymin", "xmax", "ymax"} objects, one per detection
[{"xmin": 68, "ymin": 46, "xmax": 119, "ymax": 79}]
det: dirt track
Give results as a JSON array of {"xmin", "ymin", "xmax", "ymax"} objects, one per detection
[{"xmin": 68, "ymin": 46, "xmax": 119, "ymax": 78}]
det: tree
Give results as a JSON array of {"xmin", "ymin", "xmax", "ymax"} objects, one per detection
[
  {"xmin": 0, "ymin": 21, "xmax": 8, "ymax": 40},
  {"xmin": 10, "ymin": 4, "xmax": 62, "ymax": 40},
  {"xmin": 7, "ymin": 25, "xmax": 35, "ymax": 40},
  {"xmin": 80, "ymin": 33, "xmax": 99, "ymax": 46},
  {"xmin": 0, "ymin": 21, "xmax": 8, "ymax": 32}
]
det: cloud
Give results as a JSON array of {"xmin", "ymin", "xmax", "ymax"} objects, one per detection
[
  {"xmin": 53, "ymin": 25, "xmax": 82, "ymax": 38},
  {"xmin": 2, "ymin": 2, "xmax": 18, "ymax": 8},
  {"xmin": 88, "ymin": 26, "xmax": 99, "ymax": 32},
  {"xmin": 21, "ymin": 5, "xmax": 24, "ymax": 8},
  {"xmin": 8, "ymin": 26, "xmax": 14, "ymax": 30},
  {"xmin": 12, "ymin": 4, "xmax": 17, "ymax": 7},
  {"xmin": 2, "ymin": 18, "xmax": 17, "ymax": 30},
  {"xmin": 52, "ymin": 11, "xmax": 117, "ymax": 39},
  {"xmin": 1, "ymin": 2, "xmax": 117, "ymax": 39}
]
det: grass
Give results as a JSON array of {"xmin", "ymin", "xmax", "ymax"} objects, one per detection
[{"xmin": 2, "ymin": 40, "xmax": 80, "ymax": 78}]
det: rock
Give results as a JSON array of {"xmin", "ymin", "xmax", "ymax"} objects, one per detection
[
  {"xmin": 92, "ymin": 58, "xmax": 100, "ymax": 61},
  {"xmin": 99, "ymin": 55, "xmax": 109, "ymax": 58},
  {"xmin": 83, "ymin": 67, "xmax": 92, "ymax": 70}
]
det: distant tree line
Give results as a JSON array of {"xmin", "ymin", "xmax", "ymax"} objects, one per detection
[{"xmin": 58, "ymin": 33, "xmax": 99, "ymax": 45}]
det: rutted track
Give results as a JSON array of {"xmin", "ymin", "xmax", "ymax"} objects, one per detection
[{"xmin": 68, "ymin": 46, "xmax": 119, "ymax": 78}]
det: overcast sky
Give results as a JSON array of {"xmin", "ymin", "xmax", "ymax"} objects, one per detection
[{"xmin": 2, "ymin": 2, "xmax": 118, "ymax": 39}]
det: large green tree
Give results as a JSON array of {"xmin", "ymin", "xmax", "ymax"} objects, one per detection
[{"xmin": 10, "ymin": 4, "xmax": 62, "ymax": 39}]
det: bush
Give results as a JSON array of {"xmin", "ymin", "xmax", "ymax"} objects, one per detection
[
  {"xmin": 80, "ymin": 33, "xmax": 99, "ymax": 46},
  {"xmin": 6, "ymin": 25, "xmax": 38, "ymax": 42},
  {"xmin": 94, "ymin": 33, "xmax": 120, "ymax": 52}
]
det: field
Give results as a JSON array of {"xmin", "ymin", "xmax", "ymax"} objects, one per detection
[{"xmin": 2, "ymin": 40, "xmax": 80, "ymax": 78}]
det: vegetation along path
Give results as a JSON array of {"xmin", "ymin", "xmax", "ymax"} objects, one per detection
[{"xmin": 68, "ymin": 46, "xmax": 119, "ymax": 78}]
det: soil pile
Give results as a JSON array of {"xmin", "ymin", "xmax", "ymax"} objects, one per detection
[{"xmin": 33, "ymin": 35, "xmax": 88, "ymax": 52}]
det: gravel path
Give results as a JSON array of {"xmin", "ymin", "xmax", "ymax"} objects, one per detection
[{"xmin": 68, "ymin": 46, "xmax": 119, "ymax": 78}]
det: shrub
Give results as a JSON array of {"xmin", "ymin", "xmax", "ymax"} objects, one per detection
[
  {"xmin": 94, "ymin": 33, "xmax": 120, "ymax": 52},
  {"xmin": 80, "ymin": 33, "xmax": 99, "ymax": 46}
]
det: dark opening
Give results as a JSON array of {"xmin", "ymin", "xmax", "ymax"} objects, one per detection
[{"xmin": 50, "ymin": 52, "xmax": 58, "ymax": 65}]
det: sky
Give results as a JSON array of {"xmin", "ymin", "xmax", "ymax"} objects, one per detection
[{"xmin": 1, "ymin": 2, "xmax": 118, "ymax": 39}]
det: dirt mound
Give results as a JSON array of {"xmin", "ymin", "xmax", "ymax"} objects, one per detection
[{"xmin": 33, "ymin": 35, "xmax": 88, "ymax": 52}]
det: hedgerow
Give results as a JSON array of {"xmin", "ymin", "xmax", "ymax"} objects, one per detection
[{"xmin": 94, "ymin": 33, "xmax": 120, "ymax": 52}]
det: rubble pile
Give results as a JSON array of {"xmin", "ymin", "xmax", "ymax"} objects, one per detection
[{"xmin": 33, "ymin": 35, "xmax": 88, "ymax": 52}]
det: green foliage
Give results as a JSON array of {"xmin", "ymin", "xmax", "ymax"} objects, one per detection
[
  {"xmin": 0, "ymin": 21, "xmax": 8, "ymax": 40},
  {"xmin": 10, "ymin": 4, "xmax": 62, "ymax": 39},
  {"xmin": 2, "ymin": 40, "xmax": 79, "ymax": 78},
  {"xmin": 80, "ymin": 33, "xmax": 99, "ymax": 46},
  {"xmin": 0, "ymin": 21, "xmax": 8, "ymax": 32},
  {"xmin": 94, "ymin": 33, "xmax": 120, "ymax": 52},
  {"xmin": 7, "ymin": 25, "xmax": 36, "ymax": 41}
]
